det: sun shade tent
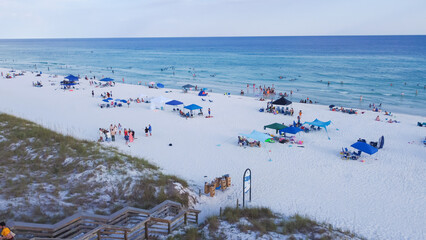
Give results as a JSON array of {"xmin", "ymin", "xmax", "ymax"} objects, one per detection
[
  {"xmin": 100, "ymin": 77, "xmax": 114, "ymax": 82},
  {"xmin": 264, "ymin": 123, "xmax": 287, "ymax": 134},
  {"xmin": 184, "ymin": 104, "xmax": 203, "ymax": 111},
  {"xmin": 303, "ymin": 119, "xmax": 331, "ymax": 129},
  {"xmin": 65, "ymin": 74, "xmax": 79, "ymax": 82},
  {"xmin": 279, "ymin": 126, "xmax": 302, "ymax": 134},
  {"xmin": 157, "ymin": 83, "xmax": 164, "ymax": 88},
  {"xmin": 241, "ymin": 130, "xmax": 271, "ymax": 142},
  {"xmin": 150, "ymin": 96, "xmax": 171, "ymax": 110},
  {"xmin": 351, "ymin": 141, "xmax": 378, "ymax": 155},
  {"xmin": 272, "ymin": 97, "xmax": 292, "ymax": 106}
]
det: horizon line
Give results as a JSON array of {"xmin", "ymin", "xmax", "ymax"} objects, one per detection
[{"xmin": 0, "ymin": 34, "xmax": 425, "ymax": 40}]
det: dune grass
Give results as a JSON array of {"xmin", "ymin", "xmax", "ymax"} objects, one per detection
[{"xmin": 0, "ymin": 113, "xmax": 190, "ymax": 224}]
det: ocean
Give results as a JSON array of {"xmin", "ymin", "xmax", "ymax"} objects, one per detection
[{"xmin": 0, "ymin": 36, "xmax": 425, "ymax": 116}]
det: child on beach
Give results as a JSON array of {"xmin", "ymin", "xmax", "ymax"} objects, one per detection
[
  {"xmin": 299, "ymin": 110, "xmax": 302, "ymax": 117},
  {"xmin": 129, "ymin": 130, "xmax": 134, "ymax": 142},
  {"xmin": 124, "ymin": 129, "xmax": 129, "ymax": 144},
  {"xmin": 145, "ymin": 127, "xmax": 149, "ymax": 137},
  {"xmin": 148, "ymin": 124, "xmax": 152, "ymax": 136},
  {"xmin": 118, "ymin": 123, "xmax": 122, "ymax": 135}
]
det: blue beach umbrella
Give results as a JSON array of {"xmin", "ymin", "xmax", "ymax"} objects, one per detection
[
  {"xmin": 350, "ymin": 142, "xmax": 378, "ymax": 155},
  {"xmin": 279, "ymin": 126, "xmax": 302, "ymax": 134},
  {"xmin": 105, "ymin": 97, "xmax": 113, "ymax": 101},
  {"xmin": 120, "ymin": 100, "xmax": 127, "ymax": 103},
  {"xmin": 100, "ymin": 77, "xmax": 114, "ymax": 82},
  {"xmin": 102, "ymin": 99, "xmax": 110, "ymax": 102},
  {"xmin": 157, "ymin": 83, "xmax": 164, "ymax": 88}
]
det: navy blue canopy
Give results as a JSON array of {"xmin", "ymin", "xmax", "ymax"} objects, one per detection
[
  {"xmin": 279, "ymin": 126, "xmax": 302, "ymax": 134},
  {"xmin": 100, "ymin": 77, "xmax": 114, "ymax": 82},
  {"xmin": 184, "ymin": 104, "xmax": 202, "ymax": 110},
  {"xmin": 182, "ymin": 84, "xmax": 195, "ymax": 89},
  {"xmin": 65, "ymin": 74, "xmax": 79, "ymax": 81},
  {"xmin": 351, "ymin": 142, "xmax": 378, "ymax": 155},
  {"xmin": 166, "ymin": 100, "xmax": 183, "ymax": 106}
]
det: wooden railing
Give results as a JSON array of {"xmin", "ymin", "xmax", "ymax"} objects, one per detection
[{"xmin": 9, "ymin": 200, "xmax": 200, "ymax": 240}]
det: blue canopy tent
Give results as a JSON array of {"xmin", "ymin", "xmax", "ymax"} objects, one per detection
[
  {"xmin": 351, "ymin": 141, "xmax": 378, "ymax": 155},
  {"xmin": 120, "ymin": 99, "xmax": 127, "ymax": 103},
  {"xmin": 166, "ymin": 100, "xmax": 183, "ymax": 106},
  {"xmin": 279, "ymin": 126, "xmax": 302, "ymax": 135},
  {"xmin": 241, "ymin": 130, "xmax": 271, "ymax": 142},
  {"xmin": 100, "ymin": 77, "xmax": 114, "ymax": 82},
  {"xmin": 157, "ymin": 83, "xmax": 164, "ymax": 88},
  {"xmin": 65, "ymin": 74, "xmax": 79, "ymax": 82},
  {"xmin": 184, "ymin": 104, "xmax": 202, "ymax": 110}
]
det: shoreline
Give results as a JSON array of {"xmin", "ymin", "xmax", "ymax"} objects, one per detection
[{"xmin": 1, "ymin": 68, "xmax": 425, "ymax": 240}]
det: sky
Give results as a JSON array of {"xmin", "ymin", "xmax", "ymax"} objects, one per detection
[{"xmin": 0, "ymin": 0, "xmax": 425, "ymax": 38}]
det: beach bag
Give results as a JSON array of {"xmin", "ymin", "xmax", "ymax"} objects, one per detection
[{"xmin": 10, "ymin": 230, "xmax": 16, "ymax": 238}]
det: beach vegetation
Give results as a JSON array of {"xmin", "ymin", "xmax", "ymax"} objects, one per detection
[{"xmin": 0, "ymin": 113, "xmax": 192, "ymax": 224}]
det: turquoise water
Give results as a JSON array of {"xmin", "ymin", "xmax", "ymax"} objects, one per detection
[{"xmin": 0, "ymin": 36, "xmax": 425, "ymax": 116}]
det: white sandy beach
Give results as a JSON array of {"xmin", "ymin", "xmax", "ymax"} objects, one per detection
[{"xmin": 1, "ymin": 69, "xmax": 425, "ymax": 240}]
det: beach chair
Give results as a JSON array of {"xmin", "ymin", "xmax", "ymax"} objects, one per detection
[
  {"xmin": 259, "ymin": 108, "xmax": 265, "ymax": 112},
  {"xmin": 202, "ymin": 98, "xmax": 206, "ymax": 101},
  {"xmin": 209, "ymin": 100, "xmax": 213, "ymax": 102}
]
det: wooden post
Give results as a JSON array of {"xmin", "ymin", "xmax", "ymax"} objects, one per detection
[
  {"xmin": 195, "ymin": 212, "xmax": 198, "ymax": 224},
  {"xmin": 124, "ymin": 230, "xmax": 128, "ymax": 240},
  {"xmin": 168, "ymin": 222, "xmax": 171, "ymax": 234},
  {"xmin": 184, "ymin": 213, "xmax": 187, "ymax": 225},
  {"xmin": 145, "ymin": 222, "xmax": 148, "ymax": 239},
  {"xmin": 237, "ymin": 198, "xmax": 239, "ymax": 209},
  {"xmin": 97, "ymin": 230, "xmax": 101, "ymax": 240},
  {"xmin": 220, "ymin": 207, "xmax": 222, "ymax": 217}
]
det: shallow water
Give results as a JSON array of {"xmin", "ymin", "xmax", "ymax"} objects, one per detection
[{"xmin": 1, "ymin": 36, "xmax": 425, "ymax": 116}]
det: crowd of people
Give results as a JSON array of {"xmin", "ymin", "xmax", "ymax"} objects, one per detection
[{"xmin": 98, "ymin": 123, "xmax": 152, "ymax": 145}]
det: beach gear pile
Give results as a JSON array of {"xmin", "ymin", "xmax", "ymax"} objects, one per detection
[{"xmin": 204, "ymin": 174, "xmax": 231, "ymax": 197}]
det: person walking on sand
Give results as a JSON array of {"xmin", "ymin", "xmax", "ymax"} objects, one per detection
[
  {"xmin": 124, "ymin": 129, "xmax": 129, "ymax": 145},
  {"xmin": 118, "ymin": 123, "xmax": 122, "ymax": 135},
  {"xmin": 208, "ymin": 108, "xmax": 211, "ymax": 117},
  {"xmin": 129, "ymin": 129, "xmax": 134, "ymax": 142},
  {"xmin": 1, "ymin": 222, "xmax": 15, "ymax": 240},
  {"xmin": 92, "ymin": 90, "xmax": 94, "ymax": 97},
  {"xmin": 145, "ymin": 127, "xmax": 149, "ymax": 137},
  {"xmin": 111, "ymin": 125, "xmax": 117, "ymax": 142},
  {"xmin": 127, "ymin": 100, "xmax": 130, "ymax": 108},
  {"xmin": 148, "ymin": 124, "xmax": 152, "ymax": 136},
  {"xmin": 299, "ymin": 110, "xmax": 302, "ymax": 117}
]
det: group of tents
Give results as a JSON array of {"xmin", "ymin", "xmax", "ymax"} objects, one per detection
[{"xmin": 148, "ymin": 96, "xmax": 203, "ymax": 114}]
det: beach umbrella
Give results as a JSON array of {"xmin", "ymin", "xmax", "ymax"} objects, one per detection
[
  {"xmin": 105, "ymin": 97, "xmax": 113, "ymax": 101},
  {"xmin": 329, "ymin": 105, "xmax": 335, "ymax": 108},
  {"xmin": 120, "ymin": 100, "xmax": 127, "ymax": 103},
  {"xmin": 100, "ymin": 77, "xmax": 114, "ymax": 82},
  {"xmin": 350, "ymin": 142, "xmax": 378, "ymax": 155},
  {"xmin": 279, "ymin": 126, "xmax": 302, "ymax": 134},
  {"xmin": 149, "ymin": 81, "xmax": 155, "ymax": 85},
  {"xmin": 102, "ymin": 99, "xmax": 109, "ymax": 102},
  {"xmin": 157, "ymin": 83, "xmax": 164, "ymax": 88}
]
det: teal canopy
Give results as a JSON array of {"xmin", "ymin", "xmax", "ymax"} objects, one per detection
[
  {"xmin": 241, "ymin": 130, "xmax": 271, "ymax": 142},
  {"xmin": 303, "ymin": 119, "xmax": 331, "ymax": 128}
]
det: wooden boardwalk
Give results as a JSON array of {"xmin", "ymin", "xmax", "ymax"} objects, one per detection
[{"xmin": 9, "ymin": 200, "xmax": 200, "ymax": 240}]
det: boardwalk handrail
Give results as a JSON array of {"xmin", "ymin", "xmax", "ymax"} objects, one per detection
[{"xmin": 10, "ymin": 200, "xmax": 200, "ymax": 240}]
